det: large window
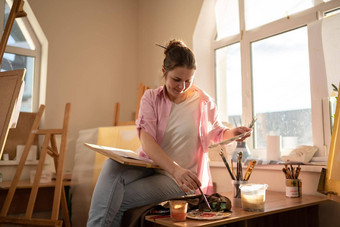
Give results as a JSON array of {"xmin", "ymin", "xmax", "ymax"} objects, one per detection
[
  {"xmin": 0, "ymin": 0, "xmax": 42, "ymax": 112},
  {"xmin": 213, "ymin": 0, "xmax": 340, "ymax": 159},
  {"xmin": 252, "ymin": 27, "xmax": 312, "ymax": 151}
]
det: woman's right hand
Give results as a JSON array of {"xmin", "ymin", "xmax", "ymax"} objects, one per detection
[{"xmin": 172, "ymin": 166, "xmax": 201, "ymax": 193}]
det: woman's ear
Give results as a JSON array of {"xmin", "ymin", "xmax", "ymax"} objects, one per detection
[{"xmin": 162, "ymin": 67, "xmax": 165, "ymax": 74}]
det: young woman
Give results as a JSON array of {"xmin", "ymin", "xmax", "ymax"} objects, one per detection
[{"xmin": 87, "ymin": 39, "xmax": 251, "ymax": 226}]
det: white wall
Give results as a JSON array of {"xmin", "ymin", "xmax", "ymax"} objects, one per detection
[
  {"xmin": 136, "ymin": 0, "xmax": 203, "ymax": 88},
  {"xmin": 27, "ymin": 0, "xmax": 139, "ymax": 171}
]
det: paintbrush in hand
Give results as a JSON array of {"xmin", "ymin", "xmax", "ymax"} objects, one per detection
[{"xmin": 198, "ymin": 187, "xmax": 212, "ymax": 211}]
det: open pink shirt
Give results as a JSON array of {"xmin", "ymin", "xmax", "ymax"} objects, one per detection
[{"xmin": 136, "ymin": 85, "xmax": 228, "ymax": 194}]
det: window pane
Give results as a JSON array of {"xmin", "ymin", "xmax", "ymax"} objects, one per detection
[
  {"xmin": 245, "ymin": 0, "xmax": 313, "ymax": 30},
  {"xmin": 1, "ymin": 53, "xmax": 35, "ymax": 112},
  {"xmin": 215, "ymin": 0, "xmax": 240, "ymax": 40},
  {"xmin": 4, "ymin": 2, "xmax": 34, "ymax": 49},
  {"xmin": 251, "ymin": 27, "xmax": 312, "ymax": 151},
  {"xmin": 215, "ymin": 43, "xmax": 242, "ymax": 125}
]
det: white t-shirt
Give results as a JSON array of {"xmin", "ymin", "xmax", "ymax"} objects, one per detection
[{"xmin": 158, "ymin": 91, "xmax": 200, "ymax": 177}]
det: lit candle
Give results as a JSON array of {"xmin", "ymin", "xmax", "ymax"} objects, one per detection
[{"xmin": 170, "ymin": 200, "xmax": 188, "ymax": 221}]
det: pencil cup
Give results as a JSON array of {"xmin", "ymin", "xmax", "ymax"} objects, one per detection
[
  {"xmin": 285, "ymin": 179, "xmax": 302, "ymax": 197},
  {"xmin": 232, "ymin": 180, "xmax": 247, "ymax": 198},
  {"xmin": 169, "ymin": 200, "xmax": 188, "ymax": 221}
]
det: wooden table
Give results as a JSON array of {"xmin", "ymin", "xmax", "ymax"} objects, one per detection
[{"xmin": 145, "ymin": 191, "xmax": 328, "ymax": 227}]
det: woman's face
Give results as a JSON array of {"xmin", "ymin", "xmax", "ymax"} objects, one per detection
[{"xmin": 164, "ymin": 66, "xmax": 195, "ymax": 102}]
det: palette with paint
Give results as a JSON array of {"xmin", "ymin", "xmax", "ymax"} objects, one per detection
[{"xmin": 186, "ymin": 210, "xmax": 231, "ymax": 220}]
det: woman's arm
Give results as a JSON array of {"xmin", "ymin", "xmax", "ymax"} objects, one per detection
[{"xmin": 140, "ymin": 129, "xmax": 201, "ymax": 192}]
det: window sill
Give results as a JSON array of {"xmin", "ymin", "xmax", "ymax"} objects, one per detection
[{"xmin": 209, "ymin": 161, "xmax": 326, "ymax": 173}]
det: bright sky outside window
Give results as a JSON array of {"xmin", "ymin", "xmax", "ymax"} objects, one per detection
[
  {"xmin": 4, "ymin": 1, "xmax": 35, "ymax": 50},
  {"xmin": 251, "ymin": 27, "xmax": 312, "ymax": 151},
  {"xmin": 244, "ymin": 0, "xmax": 313, "ymax": 30},
  {"xmin": 215, "ymin": 43, "xmax": 242, "ymax": 125},
  {"xmin": 215, "ymin": 0, "xmax": 240, "ymax": 40}
]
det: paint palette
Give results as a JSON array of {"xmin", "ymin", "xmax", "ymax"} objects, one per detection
[{"xmin": 187, "ymin": 210, "xmax": 231, "ymax": 220}]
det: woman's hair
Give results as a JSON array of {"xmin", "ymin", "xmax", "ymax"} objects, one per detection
[{"xmin": 159, "ymin": 39, "xmax": 196, "ymax": 75}]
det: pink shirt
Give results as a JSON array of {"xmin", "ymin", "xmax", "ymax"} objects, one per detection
[{"xmin": 136, "ymin": 85, "xmax": 228, "ymax": 194}]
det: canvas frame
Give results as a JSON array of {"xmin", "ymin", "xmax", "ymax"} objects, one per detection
[{"xmin": 0, "ymin": 69, "xmax": 26, "ymax": 158}]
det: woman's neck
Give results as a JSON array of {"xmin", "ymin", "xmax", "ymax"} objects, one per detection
[{"xmin": 168, "ymin": 89, "xmax": 193, "ymax": 104}]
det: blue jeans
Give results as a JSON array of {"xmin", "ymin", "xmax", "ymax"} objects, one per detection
[{"xmin": 87, "ymin": 159, "xmax": 185, "ymax": 226}]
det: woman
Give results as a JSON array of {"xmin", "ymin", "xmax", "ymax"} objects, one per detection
[{"xmin": 87, "ymin": 39, "xmax": 250, "ymax": 226}]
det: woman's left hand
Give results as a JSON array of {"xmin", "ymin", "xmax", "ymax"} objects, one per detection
[
  {"xmin": 233, "ymin": 126, "xmax": 251, "ymax": 141},
  {"xmin": 224, "ymin": 126, "xmax": 252, "ymax": 141}
]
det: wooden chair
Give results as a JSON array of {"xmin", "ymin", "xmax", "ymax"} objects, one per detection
[
  {"xmin": 113, "ymin": 83, "xmax": 150, "ymax": 126},
  {"xmin": 0, "ymin": 103, "xmax": 71, "ymax": 227}
]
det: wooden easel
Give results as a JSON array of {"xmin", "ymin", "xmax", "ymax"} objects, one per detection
[
  {"xmin": 0, "ymin": 0, "xmax": 27, "ymax": 157},
  {"xmin": 0, "ymin": 0, "xmax": 26, "ymax": 66},
  {"xmin": 113, "ymin": 83, "xmax": 150, "ymax": 126},
  {"xmin": 0, "ymin": 103, "xmax": 71, "ymax": 226}
]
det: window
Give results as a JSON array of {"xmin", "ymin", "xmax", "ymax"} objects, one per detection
[
  {"xmin": 215, "ymin": 43, "xmax": 242, "ymax": 126},
  {"xmin": 244, "ymin": 0, "xmax": 313, "ymax": 30},
  {"xmin": 212, "ymin": 0, "xmax": 340, "ymax": 159},
  {"xmin": 252, "ymin": 27, "xmax": 312, "ymax": 151},
  {"xmin": 0, "ymin": 0, "xmax": 43, "ymax": 112},
  {"xmin": 215, "ymin": 0, "xmax": 239, "ymax": 40}
]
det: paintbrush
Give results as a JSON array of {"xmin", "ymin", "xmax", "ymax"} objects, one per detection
[
  {"xmin": 236, "ymin": 152, "xmax": 243, "ymax": 181},
  {"xmin": 198, "ymin": 187, "xmax": 212, "ymax": 211},
  {"xmin": 248, "ymin": 116, "xmax": 257, "ymax": 129},
  {"xmin": 244, "ymin": 160, "xmax": 256, "ymax": 181},
  {"xmin": 219, "ymin": 149, "xmax": 236, "ymax": 180}
]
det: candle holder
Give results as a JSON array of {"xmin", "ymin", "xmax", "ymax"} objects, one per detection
[{"xmin": 169, "ymin": 200, "xmax": 188, "ymax": 221}]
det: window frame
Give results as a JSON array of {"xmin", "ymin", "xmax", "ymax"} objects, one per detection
[
  {"xmin": 212, "ymin": 0, "xmax": 340, "ymax": 157},
  {"xmin": 0, "ymin": 0, "xmax": 45, "ymax": 112}
]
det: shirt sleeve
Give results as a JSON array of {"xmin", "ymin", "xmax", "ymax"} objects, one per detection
[{"xmin": 135, "ymin": 89, "xmax": 158, "ymax": 141}]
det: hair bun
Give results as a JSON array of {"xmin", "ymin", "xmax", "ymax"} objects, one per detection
[
  {"xmin": 159, "ymin": 39, "xmax": 196, "ymax": 72},
  {"xmin": 165, "ymin": 39, "xmax": 186, "ymax": 55}
]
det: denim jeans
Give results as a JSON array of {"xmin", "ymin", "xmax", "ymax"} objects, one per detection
[{"xmin": 87, "ymin": 159, "xmax": 185, "ymax": 226}]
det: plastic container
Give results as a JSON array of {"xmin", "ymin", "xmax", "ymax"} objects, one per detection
[{"xmin": 239, "ymin": 183, "xmax": 268, "ymax": 212}]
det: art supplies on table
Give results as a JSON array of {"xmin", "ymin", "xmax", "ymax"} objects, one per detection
[
  {"xmin": 219, "ymin": 146, "xmax": 257, "ymax": 199},
  {"xmin": 219, "ymin": 149, "xmax": 235, "ymax": 180},
  {"xmin": 236, "ymin": 152, "xmax": 243, "ymax": 181},
  {"xmin": 219, "ymin": 148, "xmax": 257, "ymax": 182},
  {"xmin": 282, "ymin": 163, "xmax": 301, "ymax": 179},
  {"xmin": 282, "ymin": 163, "xmax": 302, "ymax": 197},
  {"xmin": 244, "ymin": 160, "xmax": 257, "ymax": 181}
]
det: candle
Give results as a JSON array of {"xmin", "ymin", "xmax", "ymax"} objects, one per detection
[{"xmin": 169, "ymin": 200, "xmax": 188, "ymax": 221}]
